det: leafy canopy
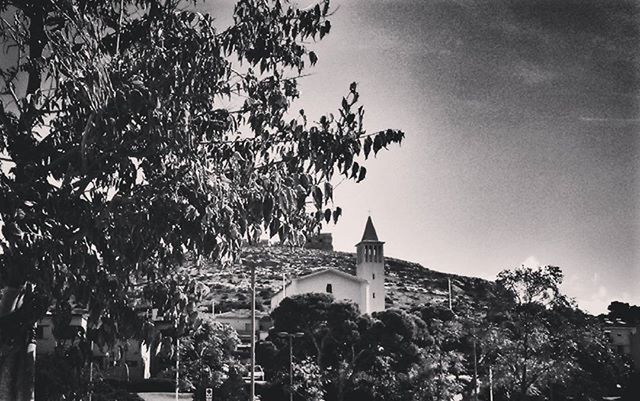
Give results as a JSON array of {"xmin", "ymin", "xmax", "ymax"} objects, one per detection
[{"xmin": 0, "ymin": 0, "xmax": 404, "ymax": 342}]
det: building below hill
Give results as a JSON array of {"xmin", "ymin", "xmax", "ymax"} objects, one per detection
[
  {"xmin": 36, "ymin": 310, "xmax": 151, "ymax": 381},
  {"xmin": 605, "ymin": 323, "xmax": 640, "ymax": 368},
  {"xmin": 270, "ymin": 217, "xmax": 386, "ymax": 314},
  {"xmin": 214, "ymin": 309, "xmax": 272, "ymax": 344}
]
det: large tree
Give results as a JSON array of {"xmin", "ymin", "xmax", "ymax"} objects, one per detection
[
  {"xmin": 0, "ymin": 0, "xmax": 404, "ymax": 398},
  {"xmin": 484, "ymin": 265, "xmax": 635, "ymax": 401},
  {"xmin": 267, "ymin": 294, "xmax": 445, "ymax": 401}
]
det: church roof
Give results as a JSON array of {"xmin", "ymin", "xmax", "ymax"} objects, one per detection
[
  {"xmin": 299, "ymin": 267, "xmax": 368, "ymax": 284},
  {"xmin": 360, "ymin": 216, "xmax": 379, "ymax": 242}
]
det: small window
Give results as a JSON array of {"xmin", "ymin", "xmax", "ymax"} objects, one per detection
[
  {"xmin": 326, "ymin": 284, "xmax": 333, "ymax": 293},
  {"xmin": 372, "ymin": 292, "xmax": 376, "ymax": 299},
  {"xmin": 372, "ymin": 273, "xmax": 375, "ymax": 280}
]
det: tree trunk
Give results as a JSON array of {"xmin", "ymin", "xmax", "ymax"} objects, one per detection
[{"xmin": 0, "ymin": 287, "xmax": 36, "ymax": 401}]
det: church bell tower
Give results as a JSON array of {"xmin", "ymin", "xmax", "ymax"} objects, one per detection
[{"xmin": 356, "ymin": 216, "xmax": 385, "ymax": 313}]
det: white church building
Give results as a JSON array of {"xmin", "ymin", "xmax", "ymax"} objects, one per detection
[{"xmin": 270, "ymin": 217, "xmax": 386, "ymax": 314}]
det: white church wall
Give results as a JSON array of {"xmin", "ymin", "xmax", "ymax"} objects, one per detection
[
  {"xmin": 270, "ymin": 281, "xmax": 299, "ymax": 310},
  {"xmin": 270, "ymin": 270, "xmax": 367, "ymax": 313}
]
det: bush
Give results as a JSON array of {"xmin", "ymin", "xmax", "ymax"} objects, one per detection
[
  {"xmin": 35, "ymin": 353, "xmax": 143, "ymax": 401},
  {"xmin": 35, "ymin": 351, "xmax": 89, "ymax": 401}
]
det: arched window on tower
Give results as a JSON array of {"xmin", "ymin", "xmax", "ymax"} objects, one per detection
[{"xmin": 326, "ymin": 283, "xmax": 333, "ymax": 293}]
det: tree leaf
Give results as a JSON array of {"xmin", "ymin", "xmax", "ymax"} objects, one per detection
[
  {"xmin": 332, "ymin": 207, "xmax": 342, "ymax": 224},
  {"xmin": 357, "ymin": 166, "xmax": 367, "ymax": 182},
  {"xmin": 364, "ymin": 136, "xmax": 373, "ymax": 159},
  {"xmin": 309, "ymin": 51, "xmax": 318, "ymax": 65},
  {"xmin": 313, "ymin": 186, "xmax": 323, "ymax": 209}
]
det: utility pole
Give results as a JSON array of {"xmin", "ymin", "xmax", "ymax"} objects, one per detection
[
  {"xmin": 276, "ymin": 332, "xmax": 304, "ymax": 401},
  {"xmin": 88, "ymin": 341, "xmax": 94, "ymax": 401},
  {"xmin": 473, "ymin": 340, "xmax": 478, "ymax": 401},
  {"xmin": 175, "ymin": 336, "xmax": 179, "ymax": 401},
  {"xmin": 289, "ymin": 336, "xmax": 294, "ymax": 401},
  {"xmin": 448, "ymin": 277, "xmax": 453, "ymax": 311},
  {"xmin": 283, "ymin": 273, "xmax": 286, "ymax": 298},
  {"xmin": 250, "ymin": 263, "xmax": 256, "ymax": 401},
  {"xmin": 489, "ymin": 366, "xmax": 494, "ymax": 401}
]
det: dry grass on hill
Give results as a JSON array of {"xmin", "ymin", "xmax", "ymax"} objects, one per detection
[{"xmin": 182, "ymin": 245, "xmax": 495, "ymax": 314}]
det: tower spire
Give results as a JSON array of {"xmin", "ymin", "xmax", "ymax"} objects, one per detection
[
  {"xmin": 360, "ymin": 216, "xmax": 379, "ymax": 242},
  {"xmin": 356, "ymin": 216, "xmax": 385, "ymax": 314}
]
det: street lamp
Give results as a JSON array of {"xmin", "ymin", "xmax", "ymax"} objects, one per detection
[{"xmin": 276, "ymin": 331, "xmax": 304, "ymax": 401}]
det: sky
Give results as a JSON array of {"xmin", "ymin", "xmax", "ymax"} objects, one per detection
[
  {"xmin": 229, "ymin": 0, "xmax": 639, "ymax": 314},
  {"xmin": 1, "ymin": 0, "xmax": 638, "ymax": 314}
]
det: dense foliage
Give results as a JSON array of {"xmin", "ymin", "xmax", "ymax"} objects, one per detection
[
  {"xmin": 262, "ymin": 266, "xmax": 636, "ymax": 401},
  {"xmin": 156, "ymin": 316, "xmax": 244, "ymax": 399},
  {"xmin": 0, "ymin": 0, "xmax": 403, "ymax": 397},
  {"xmin": 35, "ymin": 352, "xmax": 143, "ymax": 401},
  {"xmin": 603, "ymin": 301, "xmax": 640, "ymax": 325}
]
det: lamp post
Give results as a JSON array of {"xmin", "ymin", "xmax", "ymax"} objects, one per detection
[{"xmin": 276, "ymin": 331, "xmax": 304, "ymax": 401}]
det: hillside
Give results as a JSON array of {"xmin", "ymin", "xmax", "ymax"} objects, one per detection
[{"xmin": 183, "ymin": 245, "xmax": 495, "ymax": 314}]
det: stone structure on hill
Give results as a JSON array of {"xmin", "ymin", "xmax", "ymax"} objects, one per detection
[
  {"xmin": 270, "ymin": 217, "xmax": 386, "ymax": 314},
  {"xmin": 304, "ymin": 232, "xmax": 334, "ymax": 251}
]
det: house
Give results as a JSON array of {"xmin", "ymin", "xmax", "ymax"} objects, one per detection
[
  {"xmin": 36, "ymin": 310, "xmax": 151, "ymax": 381},
  {"xmin": 214, "ymin": 309, "xmax": 272, "ymax": 343},
  {"xmin": 605, "ymin": 324, "xmax": 640, "ymax": 368},
  {"xmin": 270, "ymin": 216, "xmax": 386, "ymax": 314},
  {"xmin": 92, "ymin": 339, "xmax": 151, "ymax": 381},
  {"xmin": 36, "ymin": 310, "xmax": 88, "ymax": 355}
]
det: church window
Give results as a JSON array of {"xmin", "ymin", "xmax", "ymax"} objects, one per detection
[
  {"xmin": 326, "ymin": 283, "xmax": 333, "ymax": 293},
  {"xmin": 372, "ymin": 292, "xmax": 376, "ymax": 298},
  {"xmin": 372, "ymin": 273, "xmax": 375, "ymax": 280}
]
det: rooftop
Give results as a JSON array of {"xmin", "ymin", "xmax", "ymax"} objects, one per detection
[{"xmin": 360, "ymin": 216, "xmax": 380, "ymax": 242}]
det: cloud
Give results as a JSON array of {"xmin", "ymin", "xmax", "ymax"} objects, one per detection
[
  {"xmin": 520, "ymin": 255, "xmax": 541, "ymax": 268},
  {"xmin": 578, "ymin": 284, "xmax": 610, "ymax": 314}
]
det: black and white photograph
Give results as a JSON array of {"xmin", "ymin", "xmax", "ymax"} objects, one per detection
[{"xmin": 0, "ymin": 0, "xmax": 638, "ymax": 400}]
